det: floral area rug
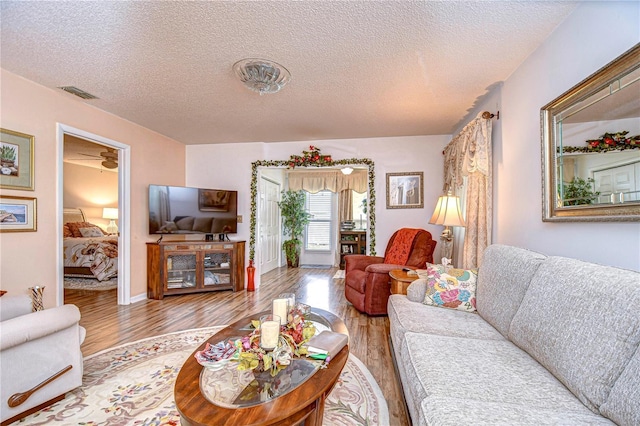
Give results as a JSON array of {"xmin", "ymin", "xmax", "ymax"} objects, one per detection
[
  {"xmin": 17, "ymin": 327, "xmax": 389, "ymax": 426},
  {"xmin": 64, "ymin": 276, "xmax": 118, "ymax": 291}
]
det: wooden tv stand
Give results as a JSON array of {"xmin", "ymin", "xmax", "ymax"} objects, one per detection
[{"xmin": 147, "ymin": 240, "xmax": 245, "ymax": 299}]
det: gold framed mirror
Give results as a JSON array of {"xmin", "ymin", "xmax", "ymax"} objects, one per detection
[{"xmin": 542, "ymin": 43, "xmax": 640, "ymax": 222}]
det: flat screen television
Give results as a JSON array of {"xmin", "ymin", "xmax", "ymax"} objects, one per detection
[{"xmin": 148, "ymin": 184, "xmax": 238, "ymax": 235}]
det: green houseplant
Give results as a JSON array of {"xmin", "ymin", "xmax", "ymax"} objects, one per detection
[
  {"xmin": 278, "ymin": 190, "xmax": 310, "ymax": 267},
  {"xmin": 562, "ymin": 177, "xmax": 600, "ymax": 206}
]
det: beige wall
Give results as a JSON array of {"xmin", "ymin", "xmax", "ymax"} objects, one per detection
[
  {"xmin": 0, "ymin": 69, "xmax": 186, "ymax": 307},
  {"xmin": 63, "ymin": 162, "xmax": 118, "ymax": 231}
]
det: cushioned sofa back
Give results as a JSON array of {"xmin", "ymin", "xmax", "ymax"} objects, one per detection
[
  {"xmin": 476, "ymin": 244, "xmax": 546, "ymax": 337},
  {"xmin": 509, "ymin": 257, "xmax": 640, "ymax": 414}
]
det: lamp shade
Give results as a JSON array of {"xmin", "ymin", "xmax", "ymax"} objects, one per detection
[
  {"xmin": 102, "ymin": 208, "xmax": 118, "ymax": 220},
  {"xmin": 429, "ymin": 193, "xmax": 465, "ymax": 227}
]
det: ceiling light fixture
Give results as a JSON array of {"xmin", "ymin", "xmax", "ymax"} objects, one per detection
[
  {"xmin": 233, "ymin": 58, "xmax": 291, "ymax": 95},
  {"xmin": 341, "ymin": 167, "xmax": 354, "ymax": 175}
]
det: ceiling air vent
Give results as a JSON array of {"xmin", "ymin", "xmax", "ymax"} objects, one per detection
[{"xmin": 57, "ymin": 86, "xmax": 98, "ymax": 100}]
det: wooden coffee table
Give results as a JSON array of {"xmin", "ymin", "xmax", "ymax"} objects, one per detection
[
  {"xmin": 175, "ymin": 308, "xmax": 349, "ymax": 426},
  {"xmin": 389, "ymin": 269, "xmax": 419, "ymax": 295}
]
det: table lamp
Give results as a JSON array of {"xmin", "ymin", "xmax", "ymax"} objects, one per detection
[
  {"xmin": 102, "ymin": 207, "xmax": 119, "ymax": 235},
  {"xmin": 429, "ymin": 191, "xmax": 465, "ymax": 261}
]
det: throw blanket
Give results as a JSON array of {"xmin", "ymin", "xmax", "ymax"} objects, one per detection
[
  {"xmin": 64, "ymin": 237, "xmax": 118, "ymax": 281},
  {"xmin": 384, "ymin": 228, "xmax": 421, "ymax": 265}
]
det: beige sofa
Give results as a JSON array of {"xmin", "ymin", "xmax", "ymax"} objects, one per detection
[
  {"xmin": 0, "ymin": 295, "xmax": 85, "ymax": 424},
  {"xmin": 388, "ymin": 244, "xmax": 640, "ymax": 425}
]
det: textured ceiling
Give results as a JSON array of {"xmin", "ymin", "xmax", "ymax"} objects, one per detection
[{"xmin": 1, "ymin": 1, "xmax": 578, "ymax": 145}]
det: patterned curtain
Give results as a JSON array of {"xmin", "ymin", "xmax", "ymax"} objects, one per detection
[{"xmin": 443, "ymin": 112, "xmax": 492, "ymax": 269}]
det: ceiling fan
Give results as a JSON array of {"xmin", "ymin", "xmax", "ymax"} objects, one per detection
[{"xmin": 71, "ymin": 148, "xmax": 118, "ymax": 169}]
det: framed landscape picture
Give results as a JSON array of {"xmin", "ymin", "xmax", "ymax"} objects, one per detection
[
  {"xmin": 386, "ymin": 172, "xmax": 424, "ymax": 209},
  {"xmin": 1, "ymin": 128, "xmax": 34, "ymax": 191},
  {"xmin": 0, "ymin": 195, "xmax": 37, "ymax": 232}
]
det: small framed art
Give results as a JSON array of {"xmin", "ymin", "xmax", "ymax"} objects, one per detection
[
  {"xmin": 1, "ymin": 128, "xmax": 35, "ymax": 191},
  {"xmin": 0, "ymin": 195, "xmax": 37, "ymax": 232},
  {"xmin": 386, "ymin": 172, "xmax": 424, "ymax": 209}
]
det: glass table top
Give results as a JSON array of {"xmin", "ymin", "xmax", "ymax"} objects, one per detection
[{"xmin": 199, "ymin": 312, "xmax": 333, "ymax": 409}]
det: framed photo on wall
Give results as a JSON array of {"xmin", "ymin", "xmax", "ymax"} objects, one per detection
[
  {"xmin": 386, "ymin": 172, "xmax": 424, "ymax": 209},
  {"xmin": 0, "ymin": 195, "xmax": 37, "ymax": 232},
  {"xmin": 1, "ymin": 128, "xmax": 34, "ymax": 191}
]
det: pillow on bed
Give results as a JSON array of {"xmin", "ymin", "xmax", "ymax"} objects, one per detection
[
  {"xmin": 79, "ymin": 227, "xmax": 105, "ymax": 237},
  {"xmin": 67, "ymin": 221, "xmax": 104, "ymax": 238},
  {"xmin": 63, "ymin": 225, "xmax": 73, "ymax": 238}
]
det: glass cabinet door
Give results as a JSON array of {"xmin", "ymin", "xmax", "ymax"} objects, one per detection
[
  {"xmin": 203, "ymin": 250, "xmax": 232, "ymax": 287},
  {"xmin": 166, "ymin": 252, "xmax": 197, "ymax": 289}
]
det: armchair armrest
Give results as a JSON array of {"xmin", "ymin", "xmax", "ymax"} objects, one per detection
[
  {"xmin": 0, "ymin": 295, "xmax": 32, "ymax": 321},
  {"xmin": 0, "ymin": 304, "xmax": 81, "ymax": 351},
  {"xmin": 365, "ymin": 263, "xmax": 407, "ymax": 275},
  {"xmin": 345, "ymin": 255, "xmax": 384, "ymax": 273}
]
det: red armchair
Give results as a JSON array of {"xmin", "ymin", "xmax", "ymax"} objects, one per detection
[{"xmin": 344, "ymin": 228, "xmax": 436, "ymax": 315}]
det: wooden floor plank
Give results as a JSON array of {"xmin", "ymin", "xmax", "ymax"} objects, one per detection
[{"xmin": 65, "ymin": 266, "xmax": 409, "ymax": 426}]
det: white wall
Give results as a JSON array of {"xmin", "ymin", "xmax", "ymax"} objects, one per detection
[
  {"xmin": 186, "ymin": 135, "xmax": 450, "ymax": 286},
  {"xmin": 0, "ymin": 69, "xmax": 186, "ymax": 307},
  {"xmin": 496, "ymin": 1, "xmax": 640, "ymax": 270},
  {"xmin": 63, "ymin": 162, "xmax": 118, "ymax": 231}
]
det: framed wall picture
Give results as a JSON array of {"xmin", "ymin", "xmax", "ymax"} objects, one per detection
[
  {"xmin": 1, "ymin": 128, "xmax": 34, "ymax": 191},
  {"xmin": 199, "ymin": 189, "xmax": 230, "ymax": 211},
  {"xmin": 386, "ymin": 172, "xmax": 424, "ymax": 209},
  {"xmin": 0, "ymin": 195, "xmax": 37, "ymax": 232}
]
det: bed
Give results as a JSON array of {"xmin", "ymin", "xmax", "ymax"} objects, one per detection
[{"xmin": 63, "ymin": 208, "xmax": 118, "ymax": 281}]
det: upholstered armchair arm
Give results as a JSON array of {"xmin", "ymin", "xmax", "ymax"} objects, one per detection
[
  {"xmin": 0, "ymin": 304, "xmax": 81, "ymax": 351},
  {"xmin": 0, "ymin": 294, "xmax": 32, "ymax": 322},
  {"xmin": 364, "ymin": 263, "xmax": 408, "ymax": 275},
  {"xmin": 345, "ymin": 255, "xmax": 384, "ymax": 273}
]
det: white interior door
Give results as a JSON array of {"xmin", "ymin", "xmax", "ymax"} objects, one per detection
[{"xmin": 260, "ymin": 177, "xmax": 281, "ymax": 274}]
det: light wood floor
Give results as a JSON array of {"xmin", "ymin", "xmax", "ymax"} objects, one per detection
[{"xmin": 65, "ymin": 266, "xmax": 409, "ymax": 426}]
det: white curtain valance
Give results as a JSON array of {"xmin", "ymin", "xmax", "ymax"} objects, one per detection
[{"xmin": 286, "ymin": 169, "xmax": 368, "ymax": 194}]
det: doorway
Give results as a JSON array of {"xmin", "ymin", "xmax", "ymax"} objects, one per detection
[
  {"xmin": 259, "ymin": 176, "xmax": 281, "ymax": 274},
  {"xmin": 57, "ymin": 124, "xmax": 131, "ymax": 306}
]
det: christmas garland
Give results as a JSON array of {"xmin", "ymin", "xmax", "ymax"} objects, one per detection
[
  {"xmin": 250, "ymin": 146, "xmax": 376, "ymax": 261},
  {"xmin": 559, "ymin": 131, "xmax": 640, "ymax": 154}
]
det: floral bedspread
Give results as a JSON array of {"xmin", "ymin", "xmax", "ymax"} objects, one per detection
[{"xmin": 63, "ymin": 236, "xmax": 118, "ymax": 281}]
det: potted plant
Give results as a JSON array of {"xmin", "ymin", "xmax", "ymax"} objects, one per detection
[
  {"xmin": 278, "ymin": 190, "xmax": 310, "ymax": 267},
  {"xmin": 562, "ymin": 177, "xmax": 600, "ymax": 206}
]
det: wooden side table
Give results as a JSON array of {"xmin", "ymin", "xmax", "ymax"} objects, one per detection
[{"xmin": 389, "ymin": 269, "xmax": 418, "ymax": 295}]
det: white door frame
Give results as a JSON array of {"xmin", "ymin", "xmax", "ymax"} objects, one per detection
[{"xmin": 56, "ymin": 123, "xmax": 131, "ymax": 306}]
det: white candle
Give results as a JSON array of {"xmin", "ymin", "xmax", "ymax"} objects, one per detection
[
  {"xmin": 273, "ymin": 298, "xmax": 288, "ymax": 325},
  {"xmin": 260, "ymin": 319, "xmax": 280, "ymax": 349}
]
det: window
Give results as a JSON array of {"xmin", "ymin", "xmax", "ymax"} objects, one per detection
[
  {"xmin": 352, "ymin": 191, "xmax": 367, "ymax": 229},
  {"xmin": 305, "ymin": 191, "xmax": 333, "ymax": 251}
]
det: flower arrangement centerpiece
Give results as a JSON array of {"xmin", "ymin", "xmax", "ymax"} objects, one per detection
[
  {"xmin": 235, "ymin": 304, "xmax": 316, "ymax": 376},
  {"xmin": 559, "ymin": 131, "xmax": 640, "ymax": 154},
  {"xmin": 288, "ymin": 145, "xmax": 333, "ymax": 168}
]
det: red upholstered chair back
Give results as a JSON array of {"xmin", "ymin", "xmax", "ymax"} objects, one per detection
[{"xmin": 384, "ymin": 228, "xmax": 436, "ymax": 268}]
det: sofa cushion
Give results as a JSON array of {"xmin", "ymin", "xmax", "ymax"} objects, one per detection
[
  {"xmin": 509, "ymin": 256, "xmax": 640, "ymax": 413},
  {"xmin": 400, "ymin": 332, "xmax": 608, "ymax": 426},
  {"xmin": 600, "ymin": 346, "xmax": 640, "ymax": 426},
  {"xmin": 388, "ymin": 296, "xmax": 504, "ymax": 359},
  {"xmin": 422, "ymin": 265, "xmax": 477, "ymax": 312},
  {"xmin": 193, "ymin": 217, "xmax": 213, "ymax": 233},
  {"xmin": 175, "ymin": 216, "xmax": 195, "ymax": 230},
  {"xmin": 476, "ymin": 244, "xmax": 546, "ymax": 337},
  {"xmin": 420, "ymin": 397, "xmax": 615, "ymax": 426}
]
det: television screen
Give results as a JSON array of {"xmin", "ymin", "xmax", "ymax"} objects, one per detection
[{"xmin": 148, "ymin": 185, "xmax": 238, "ymax": 235}]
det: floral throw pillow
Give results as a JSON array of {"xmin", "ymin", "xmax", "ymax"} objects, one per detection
[{"xmin": 423, "ymin": 265, "xmax": 478, "ymax": 312}]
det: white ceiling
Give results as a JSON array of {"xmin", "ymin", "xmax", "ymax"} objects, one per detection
[{"xmin": 1, "ymin": 1, "xmax": 579, "ymax": 145}]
